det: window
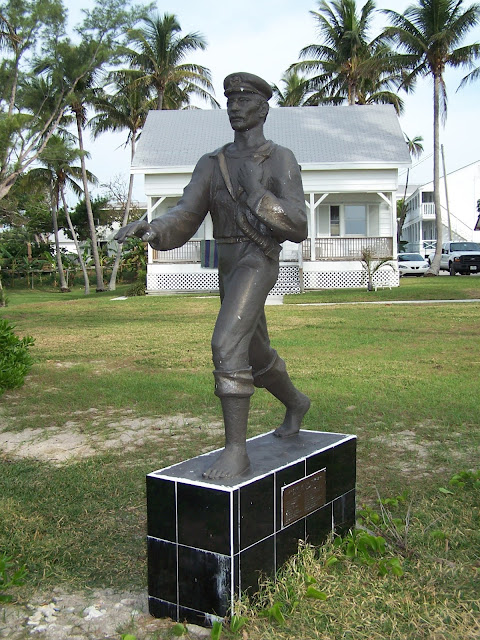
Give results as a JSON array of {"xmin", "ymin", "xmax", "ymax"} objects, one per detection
[
  {"xmin": 344, "ymin": 205, "xmax": 367, "ymax": 235},
  {"xmin": 422, "ymin": 191, "xmax": 434, "ymax": 203},
  {"xmin": 330, "ymin": 205, "xmax": 340, "ymax": 236}
]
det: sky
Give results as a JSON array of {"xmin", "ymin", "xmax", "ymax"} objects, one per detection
[{"xmin": 64, "ymin": 0, "xmax": 480, "ymax": 202}]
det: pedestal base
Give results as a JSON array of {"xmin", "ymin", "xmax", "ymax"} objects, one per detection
[{"xmin": 146, "ymin": 430, "xmax": 356, "ymax": 626}]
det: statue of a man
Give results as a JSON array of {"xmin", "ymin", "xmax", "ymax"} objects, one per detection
[{"xmin": 115, "ymin": 72, "xmax": 310, "ymax": 479}]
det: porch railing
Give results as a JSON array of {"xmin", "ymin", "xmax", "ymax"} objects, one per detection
[
  {"xmin": 310, "ymin": 237, "xmax": 393, "ymax": 261},
  {"xmin": 152, "ymin": 240, "xmax": 202, "ymax": 263},
  {"xmin": 422, "ymin": 203, "xmax": 435, "ymax": 217},
  {"xmin": 152, "ymin": 237, "xmax": 393, "ymax": 263}
]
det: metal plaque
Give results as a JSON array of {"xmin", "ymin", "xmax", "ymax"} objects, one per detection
[{"xmin": 281, "ymin": 468, "xmax": 326, "ymax": 527}]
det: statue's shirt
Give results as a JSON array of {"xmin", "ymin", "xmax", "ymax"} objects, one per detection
[{"xmin": 148, "ymin": 140, "xmax": 307, "ymax": 252}]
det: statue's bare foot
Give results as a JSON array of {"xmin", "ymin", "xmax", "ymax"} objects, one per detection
[
  {"xmin": 273, "ymin": 393, "xmax": 311, "ymax": 438},
  {"xmin": 203, "ymin": 445, "xmax": 251, "ymax": 480}
]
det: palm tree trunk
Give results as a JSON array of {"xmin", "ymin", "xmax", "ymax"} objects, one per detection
[
  {"xmin": 60, "ymin": 186, "xmax": 90, "ymax": 295},
  {"xmin": 75, "ymin": 112, "xmax": 105, "ymax": 291},
  {"xmin": 157, "ymin": 89, "xmax": 164, "ymax": 110},
  {"xmin": 109, "ymin": 138, "xmax": 136, "ymax": 291},
  {"xmin": 397, "ymin": 168, "xmax": 410, "ymax": 245},
  {"xmin": 426, "ymin": 73, "xmax": 443, "ymax": 276},
  {"xmin": 51, "ymin": 190, "xmax": 69, "ymax": 292},
  {"xmin": 348, "ymin": 82, "xmax": 354, "ymax": 105}
]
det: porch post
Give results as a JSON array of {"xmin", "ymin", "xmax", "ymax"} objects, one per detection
[
  {"xmin": 390, "ymin": 192, "xmax": 397, "ymax": 258},
  {"xmin": 309, "ymin": 193, "xmax": 316, "ymax": 261},
  {"xmin": 147, "ymin": 196, "xmax": 153, "ymax": 264},
  {"xmin": 420, "ymin": 214, "xmax": 424, "ymax": 255}
]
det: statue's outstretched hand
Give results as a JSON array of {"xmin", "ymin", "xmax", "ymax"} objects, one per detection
[{"xmin": 114, "ymin": 220, "xmax": 155, "ymax": 244}]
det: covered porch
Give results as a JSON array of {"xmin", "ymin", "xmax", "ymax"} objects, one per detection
[{"xmin": 152, "ymin": 235, "xmax": 394, "ymax": 264}]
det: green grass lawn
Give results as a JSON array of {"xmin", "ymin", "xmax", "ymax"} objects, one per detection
[
  {"xmin": 287, "ymin": 272, "xmax": 480, "ymax": 304},
  {"xmin": 0, "ymin": 281, "xmax": 479, "ymax": 639}
]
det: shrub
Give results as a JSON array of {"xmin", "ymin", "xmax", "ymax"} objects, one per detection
[
  {"xmin": 0, "ymin": 319, "xmax": 35, "ymax": 395},
  {"xmin": 125, "ymin": 281, "xmax": 146, "ymax": 297}
]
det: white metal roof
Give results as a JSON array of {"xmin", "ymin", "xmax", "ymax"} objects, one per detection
[{"xmin": 132, "ymin": 104, "xmax": 411, "ymax": 173}]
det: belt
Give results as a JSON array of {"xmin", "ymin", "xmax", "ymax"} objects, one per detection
[{"xmin": 216, "ymin": 237, "xmax": 250, "ymax": 244}]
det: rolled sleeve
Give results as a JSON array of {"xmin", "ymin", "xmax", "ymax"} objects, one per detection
[{"xmin": 248, "ymin": 147, "xmax": 308, "ymax": 243}]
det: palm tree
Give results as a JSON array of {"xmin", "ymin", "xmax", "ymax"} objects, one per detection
[
  {"xmin": 272, "ymin": 69, "xmax": 318, "ymax": 106},
  {"xmin": 383, "ymin": 0, "xmax": 480, "ymax": 275},
  {"xmin": 123, "ymin": 12, "xmax": 218, "ymax": 110},
  {"xmin": 360, "ymin": 247, "xmax": 395, "ymax": 291},
  {"xmin": 90, "ymin": 72, "xmax": 154, "ymax": 290},
  {"xmin": 398, "ymin": 134, "xmax": 424, "ymax": 244},
  {"xmin": 55, "ymin": 39, "xmax": 111, "ymax": 291},
  {"xmin": 353, "ymin": 60, "xmax": 406, "ymax": 113},
  {"xmin": 28, "ymin": 135, "xmax": 98, "ymax": 294},
  {"xmin": 295, "ymin": 0, "xmax": 403, "ymax": 108}
]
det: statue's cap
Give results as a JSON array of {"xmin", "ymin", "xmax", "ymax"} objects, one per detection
[{"xmin": 224, "ymin": 72, "xmax": 272, "ymax": 101}]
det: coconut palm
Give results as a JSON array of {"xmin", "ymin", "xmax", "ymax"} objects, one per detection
[
  {"xmin": 123, "ymin": 12, "xmax": 218, "ymax": 110},
  {"xmin": 353, "ymin": 58, "xmax": 406, "ymax": 113},
  {"xmin": 383, "ymin": 0, "xmax": 480, "ymax": 275},
  {"xmin": 295, "ymin": 0, "xmax": 403, "ymax": 108},
  {"xmin": 27, "ymin": 135, "xmax": 98, "ymax": 294},
  {"xmin": 272, "ymin": 69, "xmax": 318, "ymax": 106},
  {"xmin": 90, "ymin": 72, "xmax": 154, "ymax": 290}
]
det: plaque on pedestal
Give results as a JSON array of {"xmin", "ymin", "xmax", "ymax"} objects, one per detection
[{"xmin": 146, "ymin": 430, "xmax": 356, "ymax": 626}]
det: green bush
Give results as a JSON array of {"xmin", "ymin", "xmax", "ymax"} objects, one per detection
[
  {"xmin": 125, "ymin": 281, "xmax": 146, "ymax": 297},
  {"xmin": 0, "ymin": 319, "xmax": 35, "ymax": 395}
]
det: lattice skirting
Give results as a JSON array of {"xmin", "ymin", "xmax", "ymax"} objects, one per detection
[
  {"xmin": 272, "ymin": 266, "xmax": 301, "ymax": 294},
  {"xmin": 146, "ymin": 267, "xmax": 399, "ymax": 294},
  {"xmin": 147, "ymin": 266, "xmax": 302, "ymax": 295},
  {"xmin": 147, "ymin": 270, "xmax": 219, "ymax": 293},
  {"xmin": 303, "ymin": 269, "xmax": 399, "ymax": 290}
]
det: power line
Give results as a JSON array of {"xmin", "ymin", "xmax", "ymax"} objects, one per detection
[{"xmin": 398, "ymin": 152, "xmax": 434, "ymax": 178}]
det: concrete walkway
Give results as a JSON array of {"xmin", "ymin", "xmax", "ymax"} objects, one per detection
[{"xmin": 294, "ymin": 298, "xmax": 480, "ymax": 307}]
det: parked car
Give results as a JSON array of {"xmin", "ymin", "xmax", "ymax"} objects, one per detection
[{"xmin": 397, "ymin": 253, "xmax": 430, "ymax": 276}]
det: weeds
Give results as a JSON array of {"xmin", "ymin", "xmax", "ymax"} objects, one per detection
[{"xmin": 0, "ymin": 553, "xmax": 26, "ymax": 603}]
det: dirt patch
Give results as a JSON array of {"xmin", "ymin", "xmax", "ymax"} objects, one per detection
[
  {"xmin": 372, "ymin": 429, "xmax": 432, "ymax": 459},
  {"xmin": 0, "ymin": 410, "xmax": 223, "ymax": 465},
  {"xmin": 0, "ymin": 588, "xmax": 211, "ymax": 640},
  {"xmin": 367, "ymin": 425, "xmax": 437, "ymax": 477}
]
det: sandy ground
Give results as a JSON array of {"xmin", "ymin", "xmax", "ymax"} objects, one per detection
[{"xmin": 0, "ymin": 408, "xmax": 223, "ymax": 465}]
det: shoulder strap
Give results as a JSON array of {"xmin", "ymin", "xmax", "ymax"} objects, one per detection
[{"xmin": 216, "ymin": 147, "xmax": 236, "ymax": 202}]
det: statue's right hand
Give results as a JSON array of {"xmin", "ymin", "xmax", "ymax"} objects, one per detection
[{"xmin": 114, "ymin": 220, "xmax": 154, "ymax": 244}]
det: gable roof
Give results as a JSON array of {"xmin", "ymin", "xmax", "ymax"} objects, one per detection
[{"xmin": 132, "ymin": 104, "xmax": 411, "ymax": 173}]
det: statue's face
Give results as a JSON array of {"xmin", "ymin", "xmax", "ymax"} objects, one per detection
[{"xmin": 227, "ymin": 92, "xmax": 267, "ymax": 132}]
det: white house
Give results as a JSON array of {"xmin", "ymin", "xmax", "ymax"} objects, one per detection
[
  {"xmin": 130, "ymin": 105, "xmax": 411, "ymax": 293},
  {"xmin": 400, "ymin": 159, "xmax": 480, "ymax": 256}
]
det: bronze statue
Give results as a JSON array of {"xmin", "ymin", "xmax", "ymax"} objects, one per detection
[{"xmin": 115, "ymin": 72, "xmax": 310, "ymax": 479}]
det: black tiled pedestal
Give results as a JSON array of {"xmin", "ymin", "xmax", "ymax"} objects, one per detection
[{"xmin": 147, "ymin": 429, "xmax": 356, "ymax": 626}]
